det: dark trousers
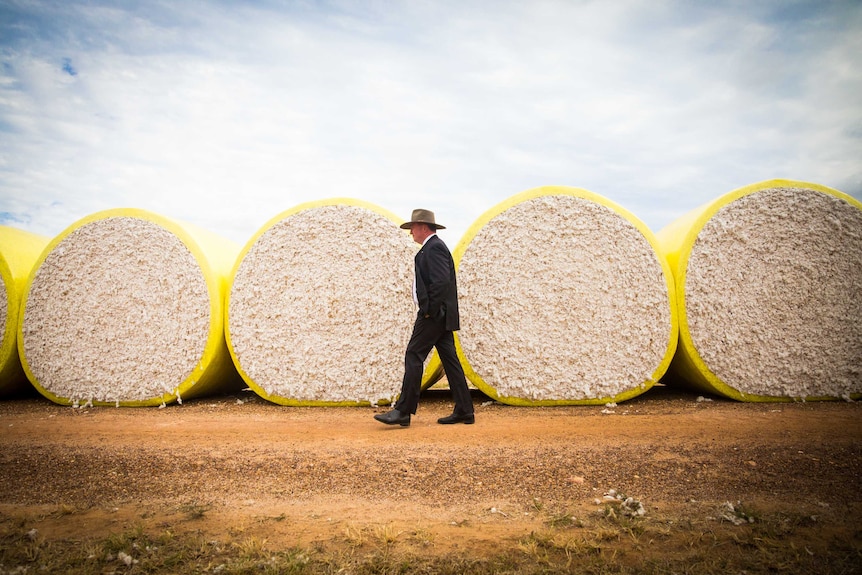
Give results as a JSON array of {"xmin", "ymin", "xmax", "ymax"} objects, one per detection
[{"xmin": 394, "ymin": 314, "xmax": 474, "ymax": 416}]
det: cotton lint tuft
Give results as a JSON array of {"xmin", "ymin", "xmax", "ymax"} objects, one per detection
[
  {"xmin": 226, "ymin": 199, "xmax": 429, "ymax": 406},
  {"xmin": 0, "ymin": 226, "xmax": 50, "ymax": 395},
  {"xmin": 454, "ymin": 186, "xmax": 678, "ymax": 405},
  {"xmin": 657, "ymin": 180, "xmax": 862, "ymax": 401},
  {"xmin": 19, "ymin": 209, "xmax": 240, "ymax": 406}
]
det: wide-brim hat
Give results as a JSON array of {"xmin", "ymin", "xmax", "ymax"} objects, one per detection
[{"xmin": 400, "ymin": 208, "xmax": 446, "ymax": 230}]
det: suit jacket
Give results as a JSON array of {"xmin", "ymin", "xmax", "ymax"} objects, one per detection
[{"xmin": 414, "ymin": 234, "xmax": 460, "ymax": 331}]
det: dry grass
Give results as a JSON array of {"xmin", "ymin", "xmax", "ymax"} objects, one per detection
[{"xmin": 2, "ymin": 504, "xmax": 859, "ymax": 575}]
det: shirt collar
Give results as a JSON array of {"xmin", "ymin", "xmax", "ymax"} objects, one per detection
[{"xmin": 422, "ymin": 232, "xmax": 436, "ymax": 246}]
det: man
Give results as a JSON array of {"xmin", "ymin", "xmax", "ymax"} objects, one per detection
[{"xmin": 374, "ymin": 209, "xmax": 475, "ymax": 427}]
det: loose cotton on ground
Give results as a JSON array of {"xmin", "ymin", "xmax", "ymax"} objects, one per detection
[
  {"xmin": 0, "ymin": 226, "xmax": 49, "ymax": 395},
  {"xmin": 19, "ymin": 209, "xmax": 240, "ymax": 406},
  {"xmin": 454, "ymin": 186, "xmax": 678, "ymax": 405},
  {"xmin": 226, "ymin": 199, "xmax": 428, "ymax": 406},
  {"xmin": 657, "ymin": 180, "xmax": 862, "ymax": 401}
]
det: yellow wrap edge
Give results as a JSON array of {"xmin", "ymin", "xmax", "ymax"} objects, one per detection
[{"xmin": 0, "ymin": 227, "xmax": 51, "ymax": 394}]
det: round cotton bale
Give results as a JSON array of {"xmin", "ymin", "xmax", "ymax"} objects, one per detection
[
  {"xmin": 0, "ymin": 226, "xmax": 50, "ymax": 395},
  {"xmin": 226, "ymin": 199, "xmax": 438, "ymax": 406},
  {"xmin": 453, "ymin": 186, "xmax": 678, "ymax": 405},
  {"xmin": 19, "ymin": 209, "xmax": 240, "ymax": 407},
  {"xmin": 656, "ymin": 179, "xmax": 862, "ymax": 401}
]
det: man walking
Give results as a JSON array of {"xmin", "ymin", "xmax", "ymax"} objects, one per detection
[{"xmin": 374, "ymin": 209, "xmax": 475, "ymax": 427}]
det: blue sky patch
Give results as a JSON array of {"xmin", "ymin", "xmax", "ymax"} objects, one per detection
[
  {"xmin": 62, "ymin": 58, "xmax": 77, "ymax": 76},
  {"xmin": 0, "ymin": 212, "xmax": 29, "ymax": 226}
]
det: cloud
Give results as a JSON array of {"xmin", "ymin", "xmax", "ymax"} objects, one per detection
[{"xmin": 0, "ymin": 0, "xmax": 860, "ymax": 246}]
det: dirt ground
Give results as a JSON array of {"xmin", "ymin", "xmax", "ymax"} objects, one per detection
[{"xmin": 1, "ymin": 383, "xmax": 861, "ymax": 572}]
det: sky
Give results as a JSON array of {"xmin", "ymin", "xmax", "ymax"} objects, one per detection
[{"xmin": 1, "ymin": 0, "xmax": 860, "ymax": 247}]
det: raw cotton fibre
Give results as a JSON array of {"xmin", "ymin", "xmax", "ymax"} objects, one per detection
[
  {"xmin": 19, "ymin": 209, "xmax": 240, "ymax": 406},
  {"xmin": 0, "ymin": 226, "xmax": 49, "ymax": 394},
  {"xmin": 227, "ymin": 199, "xmax": 427, "ymax": 406},
  {"xmin": 657, "ymin": 180, "xmax": 862, "ymax": 401},
  {"xmin": 453, "ymin": 186, "xmax": 677, "ymax": 405}
]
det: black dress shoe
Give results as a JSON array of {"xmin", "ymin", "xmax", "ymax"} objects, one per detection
[
  {"xmin": 374, "ymin": 409, "xmax": 411, "ymax": 427},
  {"xmin": 437, "ymin": 412, "xmax": 475, "ymax": 425}
]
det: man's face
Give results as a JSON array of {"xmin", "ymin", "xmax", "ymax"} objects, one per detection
[{"xmin": 409, "ymin": 223, "xmax": 432, "ymax": 245}]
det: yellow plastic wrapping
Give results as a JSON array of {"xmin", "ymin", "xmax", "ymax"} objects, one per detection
[
  {"xmin": 420, "ymin": 351, "xmax": 446, "ymax": 391},
  {"xmin": 656, "ymin": 179, "xmax": 862, "ymax": 401},
  {"xmin": 453, "ymin": 186, "xmax": 678, "ymax": 406},
  {"xmin": 0, "ymin": 226, "xmax": 50, "ymax": 395},
  {"xmin": 18, "ymin": 209, "xmax": 240, "ymax": 406}
]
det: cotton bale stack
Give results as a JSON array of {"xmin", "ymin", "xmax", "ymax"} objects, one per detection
[
  {"xmin": 0, "ymin": 226, "xmax": 50, "ymax": 395},
  {"xmin": 227, "ymin": 199, "xmax": 438, "ymax": 406},
  {"xmin": 19, "ymin": 209, "xmax": 240, "ymax": 406},
  {"xmin": 454, "ymin": 186, "xmax": 678, "ymax": 405},
  {"xmin": 656, "ymin": 179, "xmax": 862, "ymax": 401}
]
